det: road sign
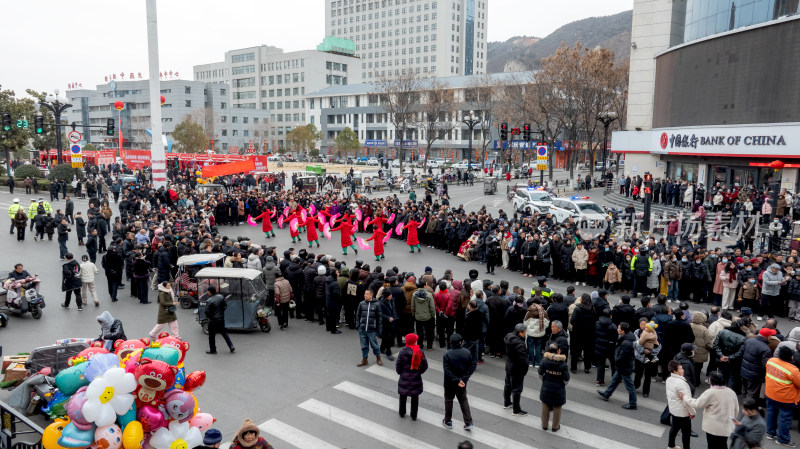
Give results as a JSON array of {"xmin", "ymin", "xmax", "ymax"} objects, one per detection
[
  {"xmin": 70, "ymin": 144, "xmax": 83, "ymax": 168},
  {"xmin": 536, "ymin": 144, "xmax": 548, "ymax": 170},
  {"xmin": 70, "ymin": 144, "xmax": 82, "ymax": 154},
  {"xmin": 68, "ymin": 130, "xmax": 82, "ymax": 143}
]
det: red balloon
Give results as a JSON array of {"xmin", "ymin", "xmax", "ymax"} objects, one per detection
[
  {"xmin": 160, "ymin": 96, "xmax": 165, "ymax": 105},
  {"xmin": 114, "ymin": 101, "xmax": 124, "ymax": 111},
  {"xmin": 183, "ymin": 371, "xmax": 206, "ymax": 392}
]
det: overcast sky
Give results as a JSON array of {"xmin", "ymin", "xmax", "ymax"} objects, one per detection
[{"xmin": 1, "ymin": 0, "xmax": 632, "ymax": 97}]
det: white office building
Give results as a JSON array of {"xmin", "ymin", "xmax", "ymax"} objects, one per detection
[
  {"xmin": 65, "ymin": 79, "xmax": 271, "ymax": 154},
  {"xmin": 326, "ymin": 0, "xmax": 488, "ymax": 81},
  {"xmin": 193, "ymin": 38, "xmax": 360, "ymax": 148}
]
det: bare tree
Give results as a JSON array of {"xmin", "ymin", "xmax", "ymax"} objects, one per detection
[
  {"xmin": 466, "ymin": 74, "xmax": 502, "ymax": 170},
  {"xmin": 420, "ymin": 79, "xmax": 455, "ymax": 171},
  {"xmin": 374, "ymin": 71, "xmax": 424, "ymax": 170}
]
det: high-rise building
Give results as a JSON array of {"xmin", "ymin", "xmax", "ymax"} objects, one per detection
[
  {"xmin": 325, "ymin": 0, "xmax": 487, "ymax": 81},
  {"xmin": 613, "ymin": 0, "xmax": 800, "ymax": 190},
  {"xmin": 193, "ymin": 38, "xmax": 360, "ymax": 148}
]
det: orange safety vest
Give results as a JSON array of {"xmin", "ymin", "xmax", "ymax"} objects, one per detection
[{"xmin": 765, "ymin": 358, "xmax": 800, "ymax": 404}]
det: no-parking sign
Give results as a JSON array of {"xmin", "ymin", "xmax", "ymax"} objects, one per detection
[
  {"xmin": 70, "ymin": 144, "xmax": 83, "ymax": 168},
  {"xmin": 536, "ymin": 145, "xmax": 548, "ymax": 170}
]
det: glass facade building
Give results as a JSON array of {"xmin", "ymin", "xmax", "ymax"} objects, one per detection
[{"xmin": 684, "ymin": 0, "xmax": 799, "ymax": 42}]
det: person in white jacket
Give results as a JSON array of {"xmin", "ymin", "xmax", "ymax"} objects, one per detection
[
  {"xmin": 666, "ymin": 360, "xmax": 696, "ymax": 449},
  {"xmin": 524, "ymin": 303, "xmax": 550, "ymax": 367},
  {"xmin": 678, "ymin": 371, "xmax": 739, "ymax": 449},
  {"xmin": 246, "ymin": 247, "xmax": 263, "ymax": 270},
  {"xmin": 79, "ymin": 254, "xmax": 100, "ymax": 306}
]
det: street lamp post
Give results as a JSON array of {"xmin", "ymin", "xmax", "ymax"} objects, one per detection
[
  {"xmin": 596, "ymin": 111, "xmax": 618, "ymax": 177},
  {"xmin": 40, "ymin": 90, "xmax": 72, "ymax": 165},
  {"xmin": 461, "ymin": 110, "xmax": 478, "ymax": 173}
]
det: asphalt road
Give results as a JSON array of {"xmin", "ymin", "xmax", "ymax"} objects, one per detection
[{"xmin": 0, "ymin": 185, "xmax": 794, "ymax": 449}]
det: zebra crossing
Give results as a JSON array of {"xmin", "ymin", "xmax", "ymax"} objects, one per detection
[{"xmin": 223, "ymin": 356, "xmax": 669, "ymax": 449}]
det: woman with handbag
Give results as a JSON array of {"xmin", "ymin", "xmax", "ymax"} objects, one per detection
[{"xmin": 148, "ymin": 281, "xmax": 179, "ymax": 340}]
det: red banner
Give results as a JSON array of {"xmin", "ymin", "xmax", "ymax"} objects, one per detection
[
  {"xmin": 201, "ymin": 159, "xmax": 256, "ymax": 178},
  {"xmin": 121, "ymin": 150, "xmax": 151, "ymax": 169},
  {"xmin": 251, "ymin": 155, "xmax": 268, "ymax": 172}
]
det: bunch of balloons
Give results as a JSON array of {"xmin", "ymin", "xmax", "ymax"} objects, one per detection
[{"xmin": 42, "ymin": 333, "xmax": 214, "ymax": 449}]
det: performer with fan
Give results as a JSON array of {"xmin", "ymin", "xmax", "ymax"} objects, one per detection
[
  {"xmin": 403, "ymin": 215, "xmax": 422, "ymax": 254},
  {"xmin": 365, "ymin": 224, "xmax": 387, "ymax": 261},
  {"xmin": 331, "ymin": 216, "xmax": 358, "ymax": 255},
  {"xmin": 252, "ymin": 207, "xmax": 276, "ymax": 238},
  {"xmin": 301, "ymin": 213, "xmax": 321, "ymax": 248},
  {"xmin": 285, "ymin": 206, "xmax": 303, "ymax": 243}
]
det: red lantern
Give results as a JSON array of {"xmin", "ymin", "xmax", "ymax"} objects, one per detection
[
  {"xmin": 114, "ymin": 101, "xmax": 124, "ymax": 111},
  {"xmin": 160, "ymin": 95, "xmax": 165, "ymax": 105},
  {"xmin": 770, "ymin": 160, "xmax": 785, "ymax": 171}
]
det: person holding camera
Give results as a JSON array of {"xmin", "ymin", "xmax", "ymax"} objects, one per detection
[{"xmin": 149, "ymin": 281, "xmax": 179, "ymax": 340}]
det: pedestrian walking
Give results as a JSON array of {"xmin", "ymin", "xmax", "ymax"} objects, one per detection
[
  {"xmin": 7, "ymin": 198, "xmax": 21, "ymax": 235},
  {"xmin": 538, "ymin": 343, "xmax": 569, "ymax": 432},
  {"xmin": 274, "ymin": 273, "xmax": 292, "ymax": 330},
  {"xmin": 132, "ymin": 252, "xmax": 151, "ymax": 304},
  {"xmin": 205, "ymin": 285, "xmax": 234, "ymax": 354},
  {"xmin": 13, "ymin": 207, "xmax": 27, "ymax": 241},
  {"xmin": 442, "ymin": 333, "xmax": 475, "ymax": 431},
  {"xmin": 395, "ymin": 333, "xmax": 428, "ymax": 420},
  {"xmin": 57, "ymin": 217, "xmax": 70, "ymax": 260},
  {"xmin": 677, "ymin": 371, "xmax": 739, "ymax": 449},
  {"xmin": 665, "ymin": 360, "xmax": 696, "ymax": 449},
  {"xmin": 503, "ymin": 323, "xmax": 529, "ymax": 416},
  {"xmin": 61, "ymin": 253, "xmax": 82, "ymax": 310},
  {"xmin": 597, "ymin": 322, "xmax": 638, "ymax": 410},
  {"xmin": 149, "ymin": 281, "xmax": 180, "ymax": 340},
  {"xmin": 79, "ymin": 255, "xmax": 99, "ymax": 306},
  {"xmin": 356, "ymin": 289, "xmax": 383, "ymax": 367}
]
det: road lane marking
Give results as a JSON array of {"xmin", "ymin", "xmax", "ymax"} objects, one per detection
[
  {"xmin": 334, "ymin": 380, "xmax": 538, "ymax": 449},
  {"xmin": 366, "ymin": 365, "xmax": 660, "ymax": 446},
  {"xmin": 259, "ymin": 419, "xmax": 339, "ymax": 449},
  {"xmin": 298, "ymin": 398, "xmax": 439, "ymax": 449}
]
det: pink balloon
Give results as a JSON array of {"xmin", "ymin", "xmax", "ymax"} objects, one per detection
[
  {"xmin": 137, "ymin": 405, "xmax": 168, "ymax": 433},
  {"xmin": 247, "ymin": 215, "xmax": 257, "ymax": 226},
  {"xmin": 383, "ymin": 230, "xmax": 393, "ymax": 243},
  {"xmin": 357, "ymin": 238, "xmax": 371, "ymax": 251},
  {"xmin": 387, "ymin": 213, "xmax": 395, "ymax": 224},
  {"xmin": 189, "ymin": 413, "xmax": 215, "ymax": 432},
  {"xmin": 67, "ymin": 386, "xmax": 92, "ymax": 430},
  {"xmin": 395, "ymin": 223, "xmax": 403, "ymax": 235},
  {"xmin": 417, "ymin": 217, "xmax": 426, "ymax": 228}
]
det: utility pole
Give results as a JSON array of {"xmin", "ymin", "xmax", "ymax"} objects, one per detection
[{"xmin": 146, "ymin": 0, "xmax": 167, "ymax": 188}]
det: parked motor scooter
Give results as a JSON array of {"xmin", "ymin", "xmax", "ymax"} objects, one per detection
[{"xmin": 0, "ymin": 276, "xmax": 46, "ymax": 319}]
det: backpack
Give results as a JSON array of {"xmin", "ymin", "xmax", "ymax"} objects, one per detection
[{"xmin": 37, "ymin": 204, "xmax": 45, "ymax": 215}]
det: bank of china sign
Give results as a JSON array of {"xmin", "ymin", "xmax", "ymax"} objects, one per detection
[{"xmin": 646, "ymin": 123, "xmax": 798, "ymax": 157}]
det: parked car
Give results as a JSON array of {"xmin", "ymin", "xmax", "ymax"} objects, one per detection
[
  {"xmin": 366, "ymin": 158, "xmax": 380, "ymax": 166},
  {"xmin": 551, "ymin": 196, "xmax": 610, "ymax": 222},
  {"xmin": 427, "ymin": 159, "xmax": 445, "ymax": 169},
  {"xmin": 511, "ymin": 186, "xmax": 571, "ymax": 222}
]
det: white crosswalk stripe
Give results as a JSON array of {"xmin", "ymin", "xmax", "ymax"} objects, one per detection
[
  {"xmin": 259, "ymin": 419, "xmax": 339, "ymax": 449},
  {"xmin": 297, "ymin": 398, "xmax": 440, "ymax": 449},
  {"xmin": 334, "ymin": 381, "xmax": 538, "ymax": 449},
  {"xmin": 366, "ymin": 365, "xmax": 648, "ymax": 449},
  {"xmin": 427, "ymin": 359, "xmax": 665, "ymax": 413}
]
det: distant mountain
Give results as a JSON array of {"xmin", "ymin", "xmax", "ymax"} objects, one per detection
[{"xmin": 487, "ymin": 10, "xmax": 632, "ymax": 73}]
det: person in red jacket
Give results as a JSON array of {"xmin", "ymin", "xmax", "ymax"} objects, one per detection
[
  {"xmin": 403, "ymin": 216, "xmax": 421, "ymax": 253},
  {"xmin": 253, "ymin": 207, "xmax": 275, "ymax": 238},
  {"xmin": 331, "ymin": 216, "xmax": 358, "ymax": 255},
  {"xmin": 365, "ymin": 225, "xmax": 387, "ymax": 261},
  {"xmin": 301, "ymin": 213, "xmax": 321, "ymax": 248},
  {"xmin": 285, "ymin": 208, "xmax": 303, "ymax": 243},
  {"xmin": 434, "ymin": 282, "xmax": 455, "ymax": 348}
]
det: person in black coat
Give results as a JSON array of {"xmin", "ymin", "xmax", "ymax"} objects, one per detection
[
  {"xmin": 662, "ymin": 309, "xmax": 695, "ymax": 365},
  {"xmin": 539, "ymin": 343, "xmax": 570, "ymax": 431},
  {"xmin": 61, "ymin": 253, "xmax": 83, "ymax": 310},
  {"xmin": 569, "ymin": 294, "xmax": 596, "ymax": 373},
  {"xmin": 612, "ymin": 295, "xmax": 637, "ymax": 330},
  {"xmin": 547, "ymin": 320, "xmax": 570, "ymax": 361},
  {"xmin": 546, "ymin": 294, "xmax": 569, "ymax": 328},
  {"xmin": 634, "ymin": 296, "xmax": 656, "ymax": 323},
  {"xmin": 395, "ymin": 333, "xmax": 428, "ymax": 420},
  {"xmin": 594, "ymin": 309, "xmax": 618, "ymax": 386},
  {"xmin": 325, "ymin": 271, "xmax": 342, "ymax": 335},
  {"xmin": 85, "ymin": 229, "xmax": 98, "ymax": 263},
  {"xmin": 597, "ymin": 322, "xmax": 638, "ymax": 409},
  {"xmin": 155, "ymin": 243, "xmax": 172, "ymax": 283},
  {"xmin": 442, "ymin": 333, "xmax": 475, "ymax": 429},
  {"xmin": 312, "ymin": 266, "xmax": 327, "ymax": 325},
  {"xmin": 503, "ymin": 324, "xmax": 530, "ymax": 415},
  {"xmin": 379, "ymin": 289, "xmax": 398, "ymax": 359}
]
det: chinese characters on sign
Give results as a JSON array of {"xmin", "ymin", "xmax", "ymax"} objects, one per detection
[
  {"xmin": 103, "ymin": 70, "xmax": 180, "ymax": 83},
  {"xmin": 661, "ymin": 132, "xmax": 787, "ymax": 150}
]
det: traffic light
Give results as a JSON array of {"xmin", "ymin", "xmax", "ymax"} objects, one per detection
[
  {"xmin": 106, "ymin": 118, "xmax": 115, "ymax": 136},
  {"xmin": 34, "ymin": 116, "xmax": 44, "ymax": 134},
  {"xmin": 500, "ymin": 122, "xmax": 508, "ymax": 141},
  {"xmin": 523, "ymin": 124, "xmax": 531, "ymax": 141},
  {"xmin": 1, "ymin": 113, "xmax": 11, "ymax": 132},
  {"xmin": 643, "ymin": 172, "xmax": 653, "ymax": 195}
]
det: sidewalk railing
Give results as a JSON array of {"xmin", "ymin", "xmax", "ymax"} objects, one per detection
[{"xmin": 0, "ymin": 400, "xmax": 43, "ymax": 449}]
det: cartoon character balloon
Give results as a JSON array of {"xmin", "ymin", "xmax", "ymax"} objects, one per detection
[
  {"xmin": 94, "ymin": 424, "xmax": 122, "ymax": 449},
  {"xmin": 55, "ymin": 362, "xmax": 90, "ymax": 395},
  {"xmin": 58, "ymin": 422, "xmax": 96, "ymax": 448},
  {"xmin": 67, "ymin": 344, "xmax": 110, "ymax": 367},
  {"xmin": 66, "ymin": 386, "xmax": 91, "ymax": 430},
  {"xmin": 114, "ymin": 339, "xmax": 151, "ymax": 364},
  {"xmin": 133, "ymin": 359, "xmax": 177, "ymax": 405},
  {"xmin": 42, "ymin": 418, "xmax": 71, "ymax": 449},
  {"xmin": 85, "ymin": 353, "xmax": 123, "ymax": 382},
  {"xmin": 188, "ymin": 413, "xmax": 215, "ymax": 432},
  {"xmin": 162, "ymin": 390, "xmax": 195, "ymax": 423},
  {"xmin": 156, "ymin": 335, "xmax": 189, "ymax": 367}
]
